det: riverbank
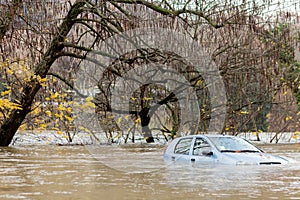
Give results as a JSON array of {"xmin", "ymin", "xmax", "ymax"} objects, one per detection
[{"xmin": 10, "ymin": 131, "xmax": 300, "ymax": 146}]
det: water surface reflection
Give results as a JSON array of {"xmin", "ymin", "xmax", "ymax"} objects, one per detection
[{"xmin": 0, "ymin": 144, "xmax": 299, "ymax": 199}]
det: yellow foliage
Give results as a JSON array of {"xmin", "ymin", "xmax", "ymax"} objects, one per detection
[
  {"xmin": 80, "ymin": 99, "xmax": 95, "ymax": 109},
  {"xmin": 50, "ymin": 92, "xmax": 59, "ymax": 99},
  {"xmin": 66, "ymin": 107, "xmax": 72, "ymax": 113},
  {"xmin": 19, "ymin": 124, "xmax": 27, "ymax": 130},
  {"xmin": 196, "ymin": 79, "xmax": 203, "ymax": 86},
  {"xmin": 251, "ymin": 132, "xmax": 256, "ymax": 136},
  {"xmin": 135, "ymin": 118, "xmax": 141, "ymax": 127},
  {"xmin": 58, "ymin": 104, "xmax": 66, "ymax": 111},
  {"xmin": 86, "ymin": 96, "xmax": 93, "ymax": 102},
  {"xmin": 57, "ymin": 131, "xmax": 63, "ymax": 135},
  {"xmin": 55, "ymin": 112, "xmax": 63, "ymax": 120},
  {"xmin": 45, "ymin": 110, "xmax": 52, "ymax": 117},
  {"xmin": 39, "ymin": 123, "xmax": 48, "ymax": 130},
  {"xmin": 79, "ymin": 126, "xmax": 91, "ymax": 133},
  {"xmin": 5, "ymin": 68, "xmax": 13, "ymax": 75},
  {"xmin": 292, "ymin": 134, "xmax": 298, "ymax": 140},
  {"xmin": 37, "ymin": 75, "xmax": 47, "ymax": 87},
  {"xmin": 285, "ymin": 116, "xmax": 292, "ymax": 121},
  {"xmin": 3, "ymin": 59, "xmax": 35, "ymax": 83},
  {"xmin": 240, "ymin": 110, "xmax": 249, "ymax": 115},
  {"xmin": 30, "ymin": 106, "xmax": 41, "ymax": 115},
  {"xmin": 1, "ymin": 90, "xmax": 11, "ymax": 96},
  {"xmin": 117, "ymin": 117, "xmax": 122, "ymax": 124},
  {"xmin": 0, "ymin": 60, "xmax": 9, "ymax": 68},
  {"xmin": 76, "ymin": 96, "xmax": 95, "ymax": 109},
  {"xmin": 135, "ymin": 118, "xmax": 141, "ymax": 123},
  {"xmin": 65, "ymin": 115, "xmax": 74, "ymax": 122},
  {"xmin": 0, "ymin": 99, "xmax": 22, "ymax": 110}
]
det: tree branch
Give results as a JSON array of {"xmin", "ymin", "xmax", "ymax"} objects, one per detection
[
  {"xmin": 0, "ymin": 0, "xmax": 23, "ymax": 42},
  {"xmin": 47, "ymin": 72, "xmax": 87, "ymax": 98},
  {"xmin": 113, "ymin": 0, "xmax": 224, "ymax": 28}
]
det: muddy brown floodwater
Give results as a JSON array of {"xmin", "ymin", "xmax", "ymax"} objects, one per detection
[{"xmin": 0, "ymin": 143, "xmax": 299, "ymax": 200}]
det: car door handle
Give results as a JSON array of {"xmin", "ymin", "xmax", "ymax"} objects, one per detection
[{"xmin": 191, "ymin": 158, "xmax": 195, "ymax": 162}]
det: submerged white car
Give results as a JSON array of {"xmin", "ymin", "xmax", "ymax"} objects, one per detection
[{"xmin": 164, "ymin": 134, "xmax": 289, "ymax": 165}]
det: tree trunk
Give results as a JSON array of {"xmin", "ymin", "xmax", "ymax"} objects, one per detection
[
  {"xmin": 139, "ymin": 84, "xmax": 154, "ymax": 143},
  {"xmin": 140, "ymin": 107, "xmax": 154, "ymax": 143},
  {"xmin": 0, "ymin": 1, "xmax": 86, "ymax": 146}
]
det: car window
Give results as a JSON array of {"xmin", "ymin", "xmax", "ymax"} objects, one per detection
[
  {"xmin": 208, "ymin": 137, "xmax": 259, "ymax": 152},
  {"xmin": 193, "ymin": 138, "xmax": 212, "ymax": 155},
  {"xmin": 174, "ymin": 138, "xmax": 193, "ymax": 155}
]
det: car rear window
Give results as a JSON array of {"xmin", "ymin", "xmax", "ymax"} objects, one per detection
[{"xmin": 174, "ymin": 138, "xmax": 193, "ymax": 155}]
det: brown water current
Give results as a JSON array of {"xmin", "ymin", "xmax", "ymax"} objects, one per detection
[{"xmin": 0, "ymin": 143, "xmax": 299, "ymax": 199}]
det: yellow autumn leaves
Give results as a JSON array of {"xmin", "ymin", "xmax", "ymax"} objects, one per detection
[
  {"xmin": 0, "ymin": 59, "xmax": 35, "ymax": 117},
  {"xmin": 1, "ymin": 60, "xmax": 35, "ymax": 83},
  {"xmin": 0, "ymin": 99, "xmax": 22, "ymax": 111},
  {"xmin": 0, "ymin": 85, "xmax": 22, "ymax": 119},
  {"xmin": 0, "ymin": 59, "xmax": 99, "ymax": 140},
  {"xmin": 80, "ymin": 96, "xmax": 96, "ymax": 109}
]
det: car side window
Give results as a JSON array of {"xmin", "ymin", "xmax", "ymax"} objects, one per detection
[
  {"xmin": 193, "ymin": 138, "xmax": 212, "ymax": 156},
  {"xmin": 174, "ymin": 138, "xmax": 193, "ymax": 155}
]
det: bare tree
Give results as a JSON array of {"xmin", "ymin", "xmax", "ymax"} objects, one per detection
[{"xmin": 0, "ymin": 0, "xmax": 299, "ymax": 146}]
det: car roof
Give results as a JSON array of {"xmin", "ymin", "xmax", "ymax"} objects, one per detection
[
  {"xmin": 179, "ymin": 134, "xmax": 235, "ymax": 138},
  {"xmin": 204, "ymin": 134, "xmax": 235, "ymax": 138}
]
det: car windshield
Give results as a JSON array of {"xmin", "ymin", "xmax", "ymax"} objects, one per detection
[{"xmin": 208, "ymin": 136, "xmax": 260, "ymax": 152}]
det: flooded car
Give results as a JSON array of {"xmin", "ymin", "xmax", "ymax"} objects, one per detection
[{"xmin": 164, "ymin": 134, "xmax": 290, "ymax": 165}]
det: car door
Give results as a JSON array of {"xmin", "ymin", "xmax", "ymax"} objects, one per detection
[
  {"xmin": 190, "ymin": 137, "xmax": 216, "ymax": 164},
  {"xmin": 172, "ymin": 137, "xmax": 194, "ymax": 162}
]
